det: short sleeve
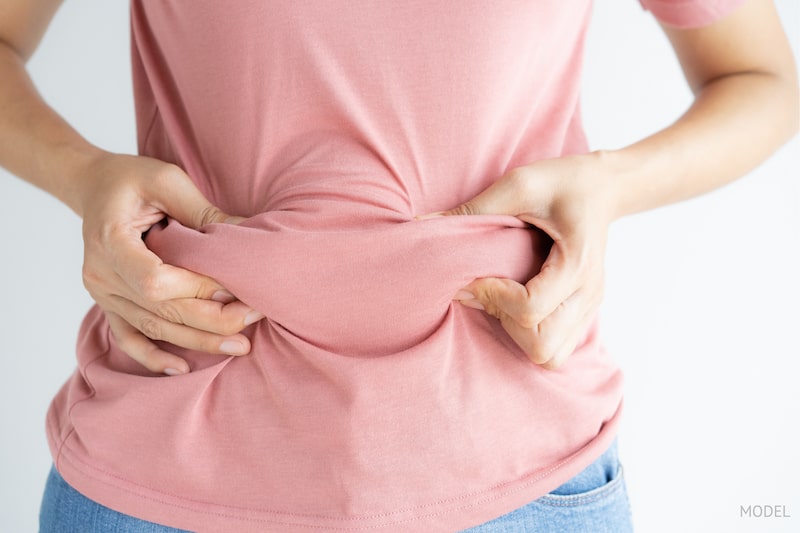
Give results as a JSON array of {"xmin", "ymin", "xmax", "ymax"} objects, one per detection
[{"xmin": 639, "ymin": 0, "xmax": 747, "ymax": 28}]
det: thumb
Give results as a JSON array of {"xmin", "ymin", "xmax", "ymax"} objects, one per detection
[
  {"xmin": 154, "ymin": 167, "xmax": 243, "ymax": 229},
  {"xmin": 456, "ymin": 277, "xmax": 532, "ymax": 323},
  {"xmin": 419, "ymin": 175, "xmax": 522, "ymax": 219}
]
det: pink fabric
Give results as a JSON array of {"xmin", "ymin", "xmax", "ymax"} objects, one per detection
[
  {"xmin": 45, "ymin": 1, "xmax": 742, "ymax": 531},
  {"xmin": 640, "ymin": 0, "xmax": 747, "ymax": 28}
]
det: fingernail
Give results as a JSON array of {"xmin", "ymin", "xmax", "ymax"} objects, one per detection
[
  {"xmin": 454, "ymin": 290, "xmax": 476, "ymax": 301},
  {"xmin": 220, "ymin": 340, "xmax": 247, "ymax": 355},
  {"xmin": 244, "ymin": 310, "xmax": 265, "ymax": 326},
  {"xmin": 164, "ymin": 367, "xmax": 185, "ymax": 376},
  {"xmin": 459, "ymin": 299, "xmax": 485, "ymax": 311},
  {"xmin": 212, "ymin": 290, "xmax": 236, "ymax": 303}
]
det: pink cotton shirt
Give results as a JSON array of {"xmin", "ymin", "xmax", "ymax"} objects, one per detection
[{"xmin": 46, "ymin": 1, "xmax": 745, "ymax": 531}]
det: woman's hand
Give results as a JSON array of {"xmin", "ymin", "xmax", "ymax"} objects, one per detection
[
  {"xmin": 0, "ymin": 5, "xmax": 264, "ymax": 376},
  {"xmin": 430, "ymin": 2, "xmax": 799, "ymax": 371},
  {"xmin": 77, "ymin": 152, "xmax": 264, "ymax": 375},
  {"xmin": 434, "ymin": 154, "xmax": 617, "ymax": 369}
]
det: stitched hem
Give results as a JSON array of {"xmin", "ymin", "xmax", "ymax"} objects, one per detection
[{"xmin": 49, "ymin": 400, "xmax": 622, "ymax": 532}]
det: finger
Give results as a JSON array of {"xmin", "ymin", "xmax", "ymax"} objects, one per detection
[
  {"xmin": 88, "ymin": 224, "xmax": 252, "ymax": 308},
  {"xmin": 149, "ymin": 297, "xmax": 264, "ymax": 336},
  {"xmin": 532, "ymin": 271, "xmax": 603, "ymax": 369},
  {"xmin": 84, "ymin": 224, "xmax": 262, "ymax": 338},
  {"xmin": 456, "ymin": 277, "xmax": 591, "ymax": 366},
  {"xmin": 538, "ymin": 292, "xmax": 599, "ymax": 370},
  {"xmin": 455, "ymin": 278, "xmax": 550, "ymax": 364},
  {"xmin": 494, "ymin": 287, "xmax": 589, "ymax": 366},
  {"xmin": 421, "ymin": 170, "xmax": 528, "ymax": 218},
  {"xmin": 521, "ymin": 245, "xmax": 580, "ymax": 325},
  {"xmin": 107, "ymin": 234, "xmax": 231, "ymax": 303},
  {"xmin": 146, "ymin": 166, "xmax": 239, "ymax": 229},
  {"xmin": 110, "ymin": 295, "xmax": 252, "ymax": 356},
  {"xmin": 457, "ymin": 277, "xmax": 527, "ymax": 321},
  {"xmin": 106, "ymin": 312, "xmax": 190, "ymax": 375},
  {"xmin": 460, "ymin": 254, "xmax": 578, "ymax": 332}
]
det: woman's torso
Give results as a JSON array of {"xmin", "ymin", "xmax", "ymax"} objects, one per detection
[{"xmin": 46, "ymin": 2, "xmax": 623, "ymax": 531}]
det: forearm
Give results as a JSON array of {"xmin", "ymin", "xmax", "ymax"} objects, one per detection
[
  {"xmin": 602, "ymin": 68, "xmax": 798, "ymax": 220},
  {"xmin": 596, "ymin": 0, "xmax": 799, "ymax": 221},
  {"xmin": 0, "ymin": 41, "xmax": 102, "ymax": 216}
]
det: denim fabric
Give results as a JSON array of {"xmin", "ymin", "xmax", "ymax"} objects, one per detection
[
  {"xmin": 40, "ymin": 441, "xmax": 632, "ymax": 532},
  {"xmin": 461, "ymin": 441, "xmax": 633, "ymax": 532},
  {"xmin": 38, "ymin": 467, "xmax": 191, "ymax": 533}
]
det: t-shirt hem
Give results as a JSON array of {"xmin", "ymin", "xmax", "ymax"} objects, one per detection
[{"xmin": 48, "ymin": 401, "xmax": 622, "ymax": 533}]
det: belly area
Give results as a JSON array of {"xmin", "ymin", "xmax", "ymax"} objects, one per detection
[{"xmin": 145, "ymin": 213, "xmax": 548, "ymax": 356}]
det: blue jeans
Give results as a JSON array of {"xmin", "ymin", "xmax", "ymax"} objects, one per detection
[
  {"xmin": 38, "ymin": 469, "xmax": 191, "ymax": 533},
  {"xmin": 461, "ymin": 440, "xmax": 633, "ymax": 532},
  {"xmin": 40, "ymin": 442, "xmax": 632, "ymax": 532}
]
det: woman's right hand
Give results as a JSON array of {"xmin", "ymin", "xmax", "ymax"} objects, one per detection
[
  {"xmin": 77, "ymin": 152, "xmax": 264, "ymax": 375},
  {"xmin": 2, "ymin": 3, "xmax": 264, "ymax": 375}
]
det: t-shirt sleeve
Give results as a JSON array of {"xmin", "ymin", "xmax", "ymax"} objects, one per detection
[{"xmin": 639, "ymin": 0, "xmax": 747, "ymax": 28}]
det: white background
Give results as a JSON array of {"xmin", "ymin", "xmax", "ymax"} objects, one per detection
[{"xmin": 0, "ymin": 1, "xmax": 797, "ymax": 532}]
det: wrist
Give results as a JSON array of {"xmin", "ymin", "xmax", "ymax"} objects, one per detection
[
  {"xmin": 570, "ymin": 150, "xmax": 630, "ymax": 225},
  {"xmin": 584, "ymin": 148, "xmax": 652, "ymax": 222},
  {"xmin": 57, "ymin": 145, "xmax": 110, "ymax": 218}
]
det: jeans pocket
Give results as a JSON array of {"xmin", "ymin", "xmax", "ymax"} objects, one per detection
[
  {"xmin": 537, "ymin": 464, "xmax": 626, "ymax": 507},
  {"xmin": 461, "ymin": 443, "xmax": 634, "ymax": 533},
  {"xmin": 460, "ymin": 464, "xmax": 634, "ymax": 533}
]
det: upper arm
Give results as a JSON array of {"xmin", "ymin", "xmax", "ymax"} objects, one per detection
[
  {"xmin": 0, "ymin": 0, "xmax": 63, "ymax": 61},
  {"xmin": 661, "ymin": 0, "xmax": 798, "ymax": 94}
]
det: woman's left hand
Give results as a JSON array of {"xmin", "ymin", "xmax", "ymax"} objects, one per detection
[{"xmin": 431, "ymin": 153, "xmax": 618, "ymax": 369}]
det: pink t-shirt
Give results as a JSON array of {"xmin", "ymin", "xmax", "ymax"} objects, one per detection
[{"xmin": 46, "ymin": 1, "xmax": 744, "ymax": 531}]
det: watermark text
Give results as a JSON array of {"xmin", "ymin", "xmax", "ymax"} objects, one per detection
[{"xmin": 740, "ymin": 505, "xmax": 791, "ymax": 519}]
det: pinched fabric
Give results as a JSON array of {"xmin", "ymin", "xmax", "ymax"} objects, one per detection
[{"xmin": 46, "ymin": 0, "xmax": 745, "ymax": 531}]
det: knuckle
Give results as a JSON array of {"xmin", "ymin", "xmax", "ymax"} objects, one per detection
[
  {"xmin": 218, "ymin": 306, "xmax": 249, "ymax": 335},
  {"xmin": 518, "ymin": 310, "xmax": 538, "ymax": 330},
  {"xmin": 455, "ymin": 202, "xmax": 479, "ymax": 217},
  {"xmin": 529, "ymin": 335, "xmax": 557, "ymax": 365},
  {"xmin": 517, "ymin": 299, "xmax": 543, "ymax": 329},
  {"xmin": 209, "ymin": 309, "xmax": 242, "ymax": 336},
  {"xmin": 94, "ymin": 220, "xmax": 128, "ymax": 251},
  {"xmin": 138, "ymin": 316, "xmax": 164, "ymax": 340},
  {"xmin": 81, "ymin": 268, "xmax": 110, "ymax": 303},
  {"xmin": 153, "ymin": 301, "xmax": 183, "ymax": 324},
  {"xmin": 138, "ymin": 272, "xmax": 166, "ymax": 302},
  {"xmin": 217, "ymin": 319, "xmax": 244, "ymax": 336},
  {"xmin": 196, "ymin": 205, "xmax": 226, "ymax": 227},
  {"xmin": 481, "ymin": 300, "xmax": 502, "ymax": 320},
  {"xmin": 538, "ymin": 331, "xmax": 558, "ymax": 356},
  {"xmin": 82, "ymin": 226, "xmax": 104, "ymax": 250},
  {"xmin": 81, "ymin": 264, "xmax": 101, "ymax": 290}
]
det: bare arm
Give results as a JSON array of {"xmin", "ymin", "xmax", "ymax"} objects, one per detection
[
  {"xmin": 0, "ymin": 1, "xmax": 263, "ymax": 374},
  {"xmin": 441, "ymin": 0, "xmax": 798, "ymax": 367},
  {"xmin": 605, "ymin": 0, "xmax": 799, "ymax": 218},
  {"xmin": 0, "ymin": 0, "xmax": 96, "ymax": 213}
]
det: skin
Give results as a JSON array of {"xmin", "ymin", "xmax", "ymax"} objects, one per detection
[
  {"xmin": 0, "ymin": 1, "xmax": 263, "ymax": 376},
  {"xmin": 1, "ymin": 1, "xmax": 797, "ymax": 374},
  {"xmin": 438, "ymin": 0, "xmax": 799, "ymax": 369}
]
